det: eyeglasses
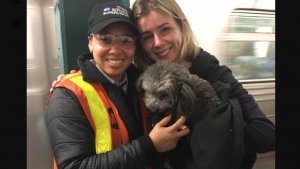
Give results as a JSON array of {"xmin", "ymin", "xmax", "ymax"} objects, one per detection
[{"xmin": 90, "ymin": 33, "xmax": 136, "ymax": 49}]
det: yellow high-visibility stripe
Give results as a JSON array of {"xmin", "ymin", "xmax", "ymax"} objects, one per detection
[{"xmin": 70, "ymin": 76, "xmax": 111, "ymax": 154}]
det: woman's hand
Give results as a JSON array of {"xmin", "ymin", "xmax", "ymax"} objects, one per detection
[
  {"xmin": 149, "ymin": 115, "xmax": 190, "ymax": 153},
  {"xmin": 50, "ymin": 70, "xmax": 77, "ymax": 92}
]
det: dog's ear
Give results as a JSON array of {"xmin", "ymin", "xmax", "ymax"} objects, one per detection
[
  {"xmin": 136, "ymin": 74, "xmax": 145, "ymax": 93},
  {"xmin": 178, "ymin": 82, "xmax": 197, "ymax": 118}
]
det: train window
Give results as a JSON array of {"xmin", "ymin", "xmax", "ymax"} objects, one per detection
[
  {"xmin": 226, "ymin": 41, "xmax": 275, "ymax": 80},
  {"xmin": 217, "ymin": 9, "xmax": 275, "ymax": 81},
  {"xmin": 225, "ymin": 16, "xmax": 275, "ymax": 33}
]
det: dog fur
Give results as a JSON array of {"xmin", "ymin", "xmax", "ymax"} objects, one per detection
[{"xmin": 136, "ymin": 60, "xmax": 222, "ymax": 122}]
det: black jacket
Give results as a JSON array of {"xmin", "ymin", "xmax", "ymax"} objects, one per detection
[
  {"xmin": 168, "ymin": 81, "xmax": 245, "ymax": 169},
  {"xmin": 46, "ymin": 53, "xmax": 157, "ymax": 169},
  {"xmin": 187, "ymin": 49, "xmax": 275, "ymax": 168}
]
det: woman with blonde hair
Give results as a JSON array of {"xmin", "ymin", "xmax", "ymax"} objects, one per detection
[{"xmin": 131, "ymin": 0, "xmax": 275, "ymax": 168}]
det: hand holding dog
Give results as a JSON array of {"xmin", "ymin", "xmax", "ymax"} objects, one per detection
[{"xmin": 149, "ymin": 115, "xmax": 190, "ymax": 153}]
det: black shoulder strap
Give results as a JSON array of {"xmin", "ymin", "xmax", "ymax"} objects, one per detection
[{"xmin": 211, "ymin": 81, "xmax": 231, "ymax": 103}]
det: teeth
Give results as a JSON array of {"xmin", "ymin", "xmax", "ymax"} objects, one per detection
[
  {"xmin": 108, "ymin": 60, "xmax": 122, "ymax": 64},
  {"xmin": 157, "ymin": 49, "xmax": 170, "ymax": 56}
]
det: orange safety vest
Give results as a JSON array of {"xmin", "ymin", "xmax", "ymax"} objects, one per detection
[{"xmin": 45, "ymin": 71, "xmax": 152, "ymax": 169}]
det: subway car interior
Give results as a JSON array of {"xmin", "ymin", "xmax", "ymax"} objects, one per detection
[{"xmin": 27, "ymin": 0, "xmax": 275, "ymax": 168}]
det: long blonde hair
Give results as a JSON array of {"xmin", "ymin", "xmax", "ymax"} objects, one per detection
[{"xmin": 132, "ymin": 0, "xmax": 200, "ymax": 72}]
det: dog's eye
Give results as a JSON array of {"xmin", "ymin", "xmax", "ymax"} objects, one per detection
[{"xmin": 159, "ymin": 93, "xmax": 168, "ymax": 100}]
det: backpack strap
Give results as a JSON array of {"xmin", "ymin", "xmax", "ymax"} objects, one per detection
[{"xmin": 211, "ymin": 81, "xmax": 231, "ymax": 103}]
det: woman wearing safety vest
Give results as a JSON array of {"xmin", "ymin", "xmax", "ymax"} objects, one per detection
[{"xmin": 45, "ymin": 1, "xmax": 190, "ymax": 169}]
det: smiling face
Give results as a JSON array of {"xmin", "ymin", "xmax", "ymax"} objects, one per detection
[
  {"xmin": 88, "ymin": 22, "xmax": 135, "ymax": 82},
  {"xmin": 138, "ymin": 10, "xmax": 182, "ymax": 63}
]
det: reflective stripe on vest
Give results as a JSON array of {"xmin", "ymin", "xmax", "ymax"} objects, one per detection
[{"xmin": 71, "ymin": 75, "xmax": 113, "ymax": 152}]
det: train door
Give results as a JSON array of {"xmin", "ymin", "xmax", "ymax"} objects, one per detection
[
  {"xmin": 214, "ymin": 8, "xmax": 275, "ymax": 124},
  {"xmin": 27, "ymin": 0, "xmax": 59, "ymax": 168}
]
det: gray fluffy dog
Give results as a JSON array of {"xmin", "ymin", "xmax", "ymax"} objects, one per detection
[{"xmin": 136, "ymin": 60, "xmax": 222, "ymax": 122}]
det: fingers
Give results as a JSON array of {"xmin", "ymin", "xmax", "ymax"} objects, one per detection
[
  {"xmin": 178, "ymin": 125, "xmax": 187, "ymax": 130},
  {"xmin": 149, "ymin": 115, "xmax": 190, "ymax": 153},
  {"xmin": 157, "ymin": 115, "xmax": 190, "ymax": 137},
  {"xmin": 70, "ymin": 70, "xmax": 77, "ymax": 74},
  {"xmin": 57, "ymin": 74, "xmax": 64, "ymax": 82},
  {"xmin": 155, "ymin": 115, "xmax": 188, "ymax": 132},
  {"xmin": 170, "ymin": 116, "xmax": 190, "ymax": 136},
  {"xmin": 156, "ymin": 115, "xmax": 171, "ymax": 127},
  {"xmin": 50, "ymin": 80, "xmax": 58, "ymax": 92},
  {"xmin": 52, "ymin": 80, "xmax": 58, "ymax": 88},
  {"xmin": 175, "ymin": 125, "xmax": 190, "ymax": 137},
  {"xmin": 171, "ymin": 116, "xmax": 186, "ymax": 129},
  {"xmin": 50, "ymin": 74, "xmax": 66, "ymax": 93}
]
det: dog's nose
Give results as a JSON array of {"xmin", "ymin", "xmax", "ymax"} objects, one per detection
[
  {"xmin": 152, "ymin": 108, "xmax": 158, "ymax": 113},
  {"xmin": 149, "ymin": 105, "xmax": 158, "ymax": 113}
]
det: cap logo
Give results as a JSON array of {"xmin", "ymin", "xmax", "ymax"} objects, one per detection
[
  {"xmin": 103, "ymin": 6, "xmax": 129, "ymax": 18},
  {"xmin": 104, "ymin": 7, "xmax": 111, "ymax": 12}
]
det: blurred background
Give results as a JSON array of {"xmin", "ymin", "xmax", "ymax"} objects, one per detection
[{"xmin": 27, "ymin": 0, "xmax": 275, "ymax": 168}]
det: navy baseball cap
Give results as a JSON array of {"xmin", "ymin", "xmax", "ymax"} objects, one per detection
[{"xmin": 88, "ymin": 1, "xmax": 140, "ymax": 37}]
